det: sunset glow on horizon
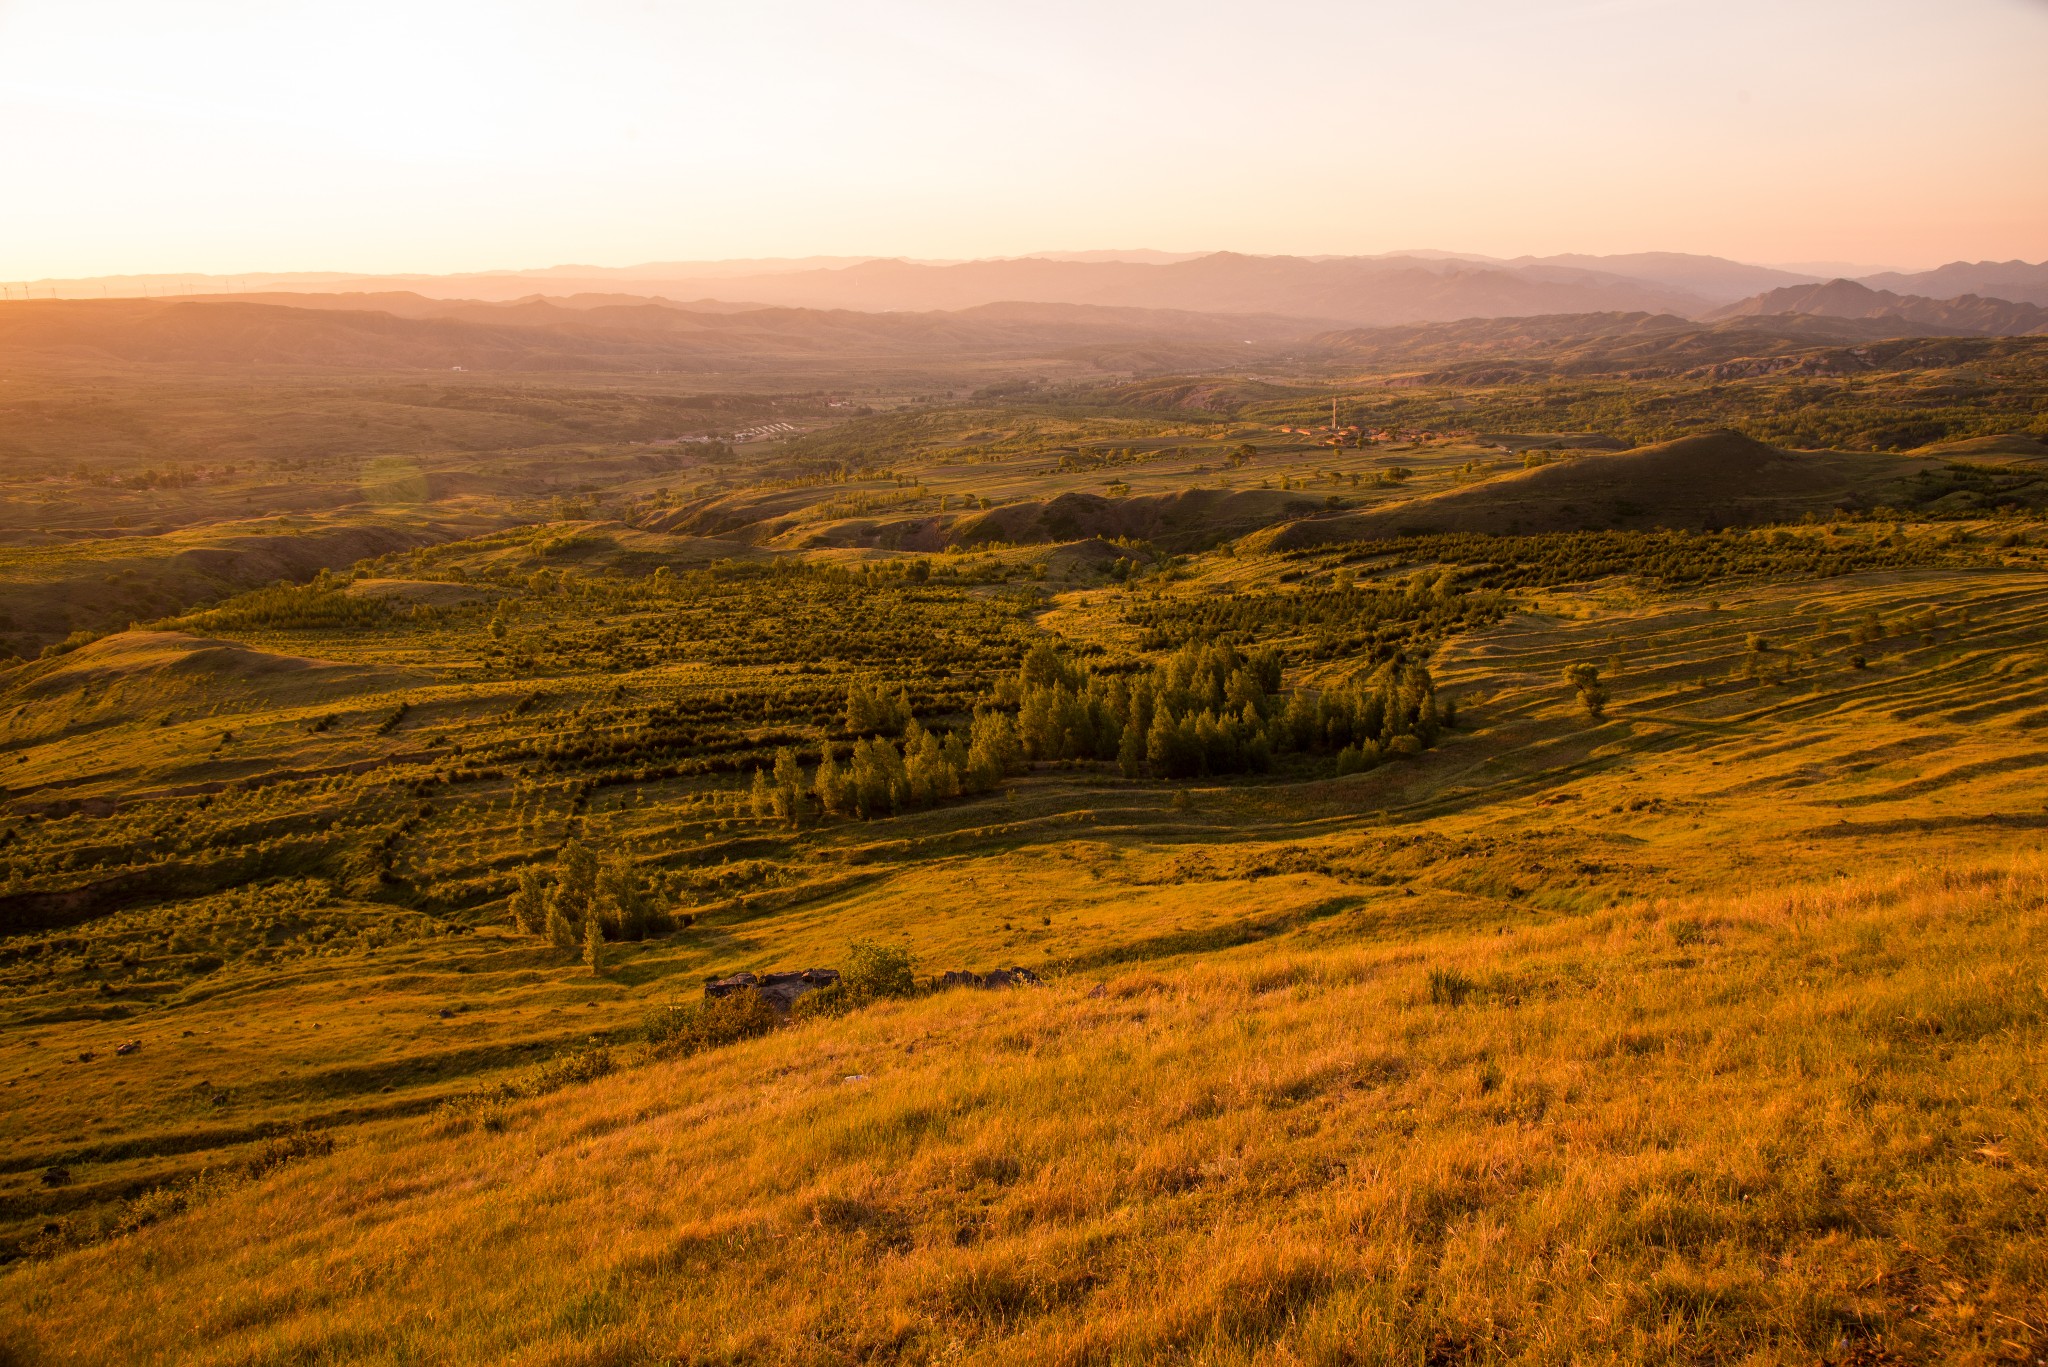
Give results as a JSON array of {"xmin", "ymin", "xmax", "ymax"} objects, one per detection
[{"xmin": 3, "ymin": 0, "xmax": 2046, "ymax": 280}]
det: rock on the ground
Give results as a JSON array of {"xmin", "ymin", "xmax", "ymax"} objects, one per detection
[
  {"xmin": 940, "ymin": 967, "xmax": 1045, "ymax": 990},
  {"xmin": 705, "ymin": 967, "xmax": 840, "ymax": 1012}
]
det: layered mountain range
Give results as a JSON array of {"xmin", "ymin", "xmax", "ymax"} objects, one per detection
[
  {"xmin": 29, "ymin": 252, "xmax": 2048, "ymax": 330},
  {"xmin": 1706, "ymin": 279, "xmax": 2048, "ymax": 336}
]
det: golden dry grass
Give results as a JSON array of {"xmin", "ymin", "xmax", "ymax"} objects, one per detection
[{"xmin": 5, "ymin": 857, "xmax": 2043, "ymax": 1366}]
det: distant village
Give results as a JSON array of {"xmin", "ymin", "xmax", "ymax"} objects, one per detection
[
  {"xmin": 641, "ymin": 421, "xmax": 800, "ymax": 449},
  {"xmin": 1271, "ymin": 423, "xmax": 1451, "ymax": 446}
]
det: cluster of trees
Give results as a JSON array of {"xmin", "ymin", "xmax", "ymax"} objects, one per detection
[
  {"xmin": 737, "ymin": 637, "xmax": 1453, "ymax": 817},
  {"xmin": 1388, "ymin": 527, "xmax": 1973, "ymax": 593},
  {"xmin": 751, "ymin": 715, "xmax": 1018, "ymax": 824},
  {"xmin": 993, "ymin": 640, "xmax": 1446, "ymax": 780},
  {"xmin": 474, "ymin": 560, "xmax": 1036, "ymax": 680},
  {"xmin": 844, "ymin": 681, "xmax": 913, "ymax": 735},
  {"xmin": 508, "ymin": 840, "xmax": 674, "ymax": 957},
  {"xmin": 166, "ymin": 582, "xmax": 398, "ymax": 634}
]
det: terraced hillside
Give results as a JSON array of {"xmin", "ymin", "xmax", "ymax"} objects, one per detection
[
  {"xmin": 5, "ymin": 311, "xmax": 2048, "ymax": 1364},
  {"xmin": 4, "ymin": 497, "xmax": 2048, "ymax": 1357}
]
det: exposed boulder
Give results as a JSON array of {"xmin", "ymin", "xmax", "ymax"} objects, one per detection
[
  {"xmin": 940, "ymin": 967, "xmax": 1045, "ymax": 990},
  {"xmin": 706, "ymin": 968, "xmax": 840, "ymax": 1013}
]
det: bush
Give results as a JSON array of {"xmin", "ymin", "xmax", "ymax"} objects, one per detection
[
  {"xmin": 844, "ymin": 941, "xmax": 915, "ymax": 1002},
  {"xmin": 1428, "ymin": 967, "xmax": 1477, "ymax": 1006},
  {"xmin": 643, "ymin": 992, "xmax": 778, "ymax": 1058},
  {"xmin": 790, "ymin": 981, "xmax": 850, "ymax": 1022},
  {"xmin": 530, "ymin": 1045, "xmax": 616, "ymax": 1091},
  {"xmin": 39, "ymin": 630, "xmax": 98, "ymax": 659},
  {"xmin": 434, "ymin": 1093, "xmax": 514, "ymax": 1135}
]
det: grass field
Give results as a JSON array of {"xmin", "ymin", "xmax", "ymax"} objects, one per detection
[
  {"xmin": 2, "ymin": 854, "xmax": 2041, "ymax": 1364},
  {"xmin": 4, "ymin": 331, "xmax": 2048, "ymax": 1363}
]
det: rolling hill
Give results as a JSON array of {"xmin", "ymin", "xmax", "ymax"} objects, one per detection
[
  {"xmin": 1303, "ymin": 312, "xmax": 1926, "ymax": 381},
  {"xmin": 1708, "ymin": 280, "xmax": 2048, "ymax": 337},
  {"xmin": 1249, "ymin": 432, "xmax": 1911, "ymax": 548}
]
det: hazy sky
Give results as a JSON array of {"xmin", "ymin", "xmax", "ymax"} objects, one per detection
[{"xmin": 4, "ymin": 0, "xmax": 2045, "ymax": 279}]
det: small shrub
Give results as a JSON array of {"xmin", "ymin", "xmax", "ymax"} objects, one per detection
[
  {"xmin": 530, "ymin": 1045, "xmax": 616, "ymax": 1091},
  {"xmin": 434, "ymin": 1093, "xmax": 514, "ymax": 1135},
  {"xmin": 790, "ymin": 981, "xmax": 850, "ymax": 1022},
  {"xmin": 643, "ymin": 993, "xmax": 777, "ymax": 1057},
  {"xmin": 844, "ymin": 941, "xmax": 915, "ymax": 1002},
  {"xmin": 1428, "ymin": 967, "xmax": 1477, "ymax": 1006},
  {"xmin": 40, "ymin": 630, "xmax": 99, "ymax": 659},
  {"xmin": 115, "ymin": 1172, "xmax": 229, "ymax": 1234}
]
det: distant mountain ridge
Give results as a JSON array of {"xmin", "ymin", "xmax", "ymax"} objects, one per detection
[
  {"xmin": 1708, "ymin": 279, "xmax": 2048, "ymax": 336},
  {"xmin": 1856, "ymin": 260, "xmax": 2048, "ymax": 308},
  {"xmin": 581, "ymin": 253, "xmax": 1722, "ymax": 325},
  {"xmin": 24, "ymin": 251, "xmax": 1779, "ymax": 320},
  {"xmin": 26, "ymin": 252, "xmax": 2048, "ymax": 327},
  {"xmin": 21, "ymin": 252, "xmax": 2048, "ymax": 338}
]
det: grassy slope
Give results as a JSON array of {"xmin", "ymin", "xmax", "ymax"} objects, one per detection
[
  {"xmin": 1, "ymin": 857, "xmax": 2041, "ymax": 1365},
  {"xmin": 5, "ymin": 550, "xmax": 2048, "ymax": 1361},
  {"xmin": 8, "ymin": 360, "xmax": 2048, "ymax": 1362}
]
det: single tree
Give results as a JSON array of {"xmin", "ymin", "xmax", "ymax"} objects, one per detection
[
  {"xmin": 509, "ymin": 866, "xmax": 548, "ymax": 935},
  {"xmin": 814, "ymin": 743, "xmax": 847, "ymax": 814},
  {"xmin": 554, "ymin": 839, "xmax": 599, "ymax": 922},
  {"xmin": 545, "ymin": 891, "xmax": 576, "ymax": 950},
  {"xmin": 1562, "ymin": 663, "xmax": 1608, "ymax": 720},
  {"xmin": 770, "ymin": 748, "xmax": 806, "ymax": 827}
]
